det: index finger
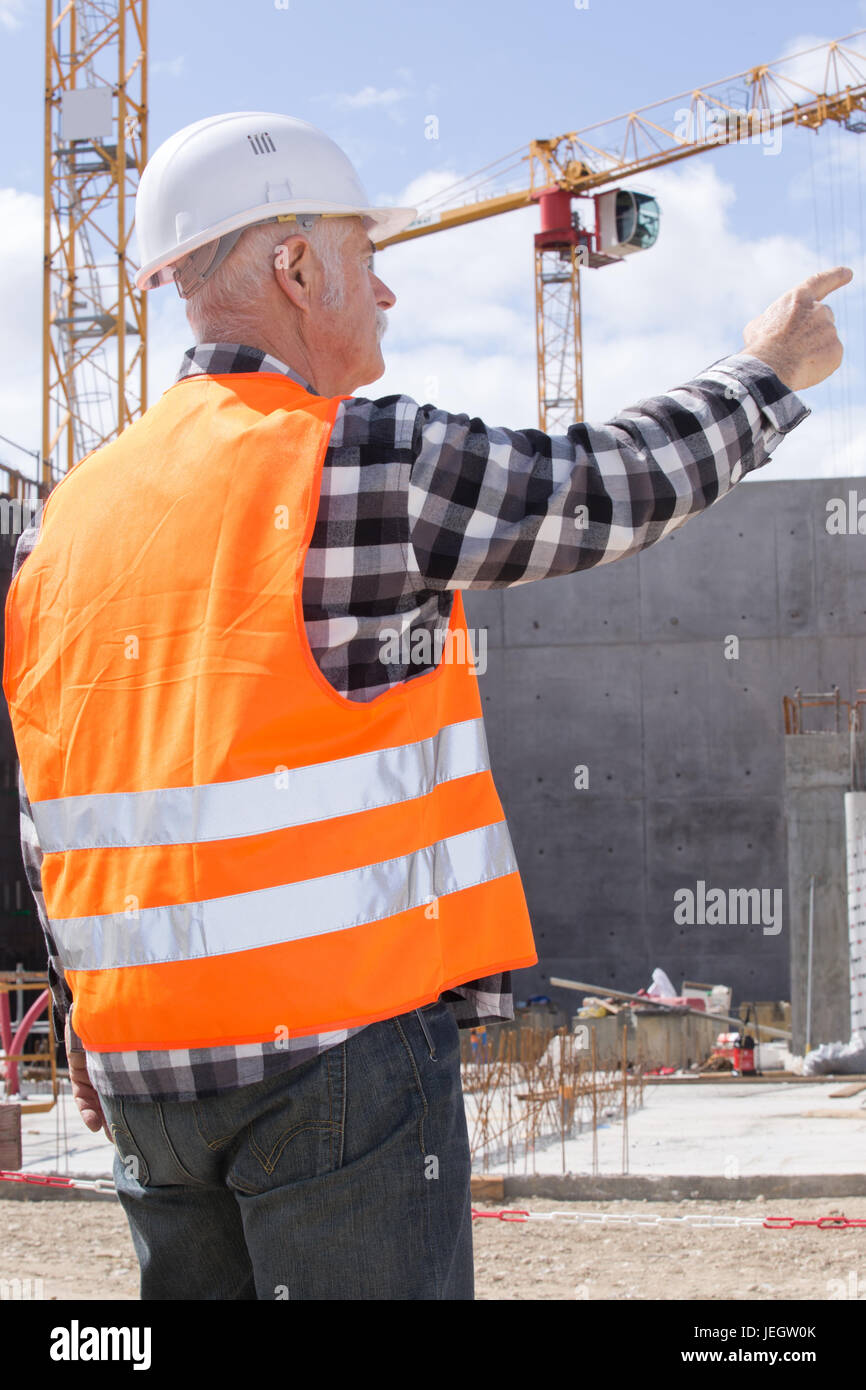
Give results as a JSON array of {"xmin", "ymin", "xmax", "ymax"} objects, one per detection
[{"xmin": 798, "ymin": 266, "xmax": 854, "ymax": 301}]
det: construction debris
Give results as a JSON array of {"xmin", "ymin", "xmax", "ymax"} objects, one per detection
[
  {"xmin": 803, "ymin": 1032, "xmax": 866, "ymax": 1076},
  {"xmin": 698, "ymin": 1053, "xmax": 734, "ymax": 1073},
  {"xmin": 550, "ymin": 973, "xmax": 791, "ymax": 1038}
]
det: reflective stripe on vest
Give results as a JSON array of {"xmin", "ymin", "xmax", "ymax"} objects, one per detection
[
  {"xmin": 49, "ymin": 820, "xmax": 517, "ymax": 971},
  {"xmin": 2, "ymin": 371, "xmax": 537, "ymax": 1051},
  {"xmin": 31, "ymin": 715, "xmax": 489, "ymax": 851}
]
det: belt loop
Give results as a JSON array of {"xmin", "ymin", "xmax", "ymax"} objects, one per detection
[{"xmin": 415, "ymin": 1007, "xmax": 437, "ymax": 1060}]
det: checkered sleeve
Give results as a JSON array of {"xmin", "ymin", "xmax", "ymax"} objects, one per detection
[
  {"xmin": 10, "ymin": 523, "xmax": 76, "ymax": 1047},
  {"xmin": 406, "ymin": 353, "xmax": 810, "ymax": 588},
  {"xmin": 18, "ymin": 768, "xmax": 73, "ymax": 1046}
]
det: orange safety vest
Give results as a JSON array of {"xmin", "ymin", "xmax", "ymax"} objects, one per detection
[{"xmin": 2, "ymin": 372, "xmax": 537, "ymax": 1053}]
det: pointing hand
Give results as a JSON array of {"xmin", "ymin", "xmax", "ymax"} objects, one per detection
[{"xmin": 742, "ymin": 266, "xmax": 853, "ymax": 391}]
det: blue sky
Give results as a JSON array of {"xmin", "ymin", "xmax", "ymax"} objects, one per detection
[{"xmin": 2, "ymin": 0, "xmax": 866, "ymax": 478}]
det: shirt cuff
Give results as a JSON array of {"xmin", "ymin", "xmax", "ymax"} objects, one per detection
[{"xmin": 700, "ymin": 352, "xmax": 811, "ymax": 439}]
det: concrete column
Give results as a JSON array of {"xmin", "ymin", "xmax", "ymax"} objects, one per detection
[{"xmin": 784, "ymin": 734, "xmax": 852, "ymax": 1053}]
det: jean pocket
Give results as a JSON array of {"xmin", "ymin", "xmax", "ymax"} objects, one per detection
[{"xmin": 103, "ymin": 1097, "xmax": 151, "ymax": 1187}]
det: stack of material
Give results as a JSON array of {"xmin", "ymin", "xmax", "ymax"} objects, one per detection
[{"xmin": 803, "ymin": 1033, "xmax": 866, "ymax": 1075}]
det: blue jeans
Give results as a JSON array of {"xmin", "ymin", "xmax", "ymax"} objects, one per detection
[{"xmin": 98, "ymin": 1000, "xmax": 474, "ymax": 1300}]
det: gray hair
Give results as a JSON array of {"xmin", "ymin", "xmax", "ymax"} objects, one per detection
[{"xmin": 184, "ymin": 215, "xmax": 356, "ymax": 344}]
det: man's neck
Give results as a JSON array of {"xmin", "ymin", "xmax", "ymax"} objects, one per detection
[{"xmin": 237, "ymin": 332, "xmax": 319, "ymax": 393}]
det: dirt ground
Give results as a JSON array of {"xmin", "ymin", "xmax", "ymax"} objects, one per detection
[
  {"xmin": 1, "ymin": 1194, "xmax": 865, "ymax": 1300},
  {"xmin": 471, "ymin": 1196, "xmax": 866, "ymax": 1301}
]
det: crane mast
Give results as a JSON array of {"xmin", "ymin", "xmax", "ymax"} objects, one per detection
[{"xmin": 42, "ymin": 0, "xmax": 147, "ymax": 489}]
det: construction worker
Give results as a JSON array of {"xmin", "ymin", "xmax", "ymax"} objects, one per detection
[{"xmin": 3, "ymin": 112, "xmax": 849, "ymax": 1301}]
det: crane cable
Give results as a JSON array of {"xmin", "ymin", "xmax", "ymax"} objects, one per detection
[
  {"xmin": 833, "ymin": 120, "xmax": 854, "ymax": 467},
  {"xmin": 857, "ymin": 121, "xmax": 866, "ymax": 462},
  {"xmin": 808, "ymin": 121, "xmax": 838, "ymax": 474}
]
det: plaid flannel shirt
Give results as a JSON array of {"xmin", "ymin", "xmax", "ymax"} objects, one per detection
[{"xmin": 12, "ymin": 342, "xmax": 809, "ymax": 1100}]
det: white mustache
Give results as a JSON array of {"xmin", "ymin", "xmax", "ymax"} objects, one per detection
[{"xmin": 375, "ymin": 308, "xmax": 388, "ymax": 341}]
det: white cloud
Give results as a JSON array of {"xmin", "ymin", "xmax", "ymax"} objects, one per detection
[
  {"xmin": 769, "ymin": 30, "xmax": 866, "ymax": 105},
  {"xmin": 372, "ymin": 157, "xmax": 864, "ymax": 482},
  {"xmin": 0, "ymin": 0, "xmax": 28, "ymax": 32},
  {"xmin": 694, "ymin": 31, "xmax": 866, "ymax": 122},
  {"xmin": 0, "ymin": 184, "xmax": 190, "ymax": 478},
  {"xmin": 146, "ymin": 290, "xmax": 195, "ymax": 397},
  {"xmin": 579, "ymin": 161, "xmax": 821, "ymax": 408},
  {"xmin": 331, "ymin": 86, "xmax": 407, "ymax": 110},
  {"xmin": 370, "ymin": 167, "xmax": 537, "ymax": 421},
  {"xmin": 0, "ymin": 188, "xmax": 42, "ymax": 474},
  {"xmin": 760, "ymin": 402, "xmax": 866, "ymax": 480},
  {"xmin": 2, "ymin": 149, "xmax": 860, "ymax": 485},
  {"xmin": 151, "ymin": 56, "xmax": 185, "ymax": 78}
]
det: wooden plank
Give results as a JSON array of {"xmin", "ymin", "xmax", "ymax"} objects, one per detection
[
  {"xmin": 829, "ymin": 1082, "xmax": 866, "ymax": 1098},
  {"xmin": 643, "ymin": 1073, "xmax": 866, "ymax": 1084},
  {"xmin": 0, "ymin": 1103, "xmax": 22, "ymax": 1170},
  {"xmin": 797, "ymin": 1109, "xmax": 866, "ymax": 1120},
  {"xmin": 470, "ymin": 1175, "xmax": 505, "ymax": 1201}
]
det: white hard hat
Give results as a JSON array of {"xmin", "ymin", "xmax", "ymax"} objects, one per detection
[{"xmin": 134, "ymin": 111, "xmax": 418, "ymax": 295}]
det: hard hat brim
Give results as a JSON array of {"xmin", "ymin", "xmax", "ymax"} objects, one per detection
[{"xmin": 135, "ymin": 201, "xmax": 419, "ymax": 291}]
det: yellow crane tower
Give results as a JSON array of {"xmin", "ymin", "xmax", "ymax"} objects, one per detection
[
  {"xmin": 378, "ymin": 30, "xmax": 866, "ymax": 432},
  {"xmin": 42, "ymin": 0, "xmax": 147, "ymax": 490}
]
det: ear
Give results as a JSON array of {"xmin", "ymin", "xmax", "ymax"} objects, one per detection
[{"xmin": 273, "ymin": 234, "xmax": 314, "ymax": 314}]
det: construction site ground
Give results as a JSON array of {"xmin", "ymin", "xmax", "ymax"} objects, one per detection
[
  {"xmin": 12, "ymin": 1073, "xmax": 866, "ymax": 1181},
  {"xmin": 3, "ymin": 1079, "xmax": 866, "ymax": 1299},
  {"xmin": 2, "ymin": 1194, "xmax": 866, "ymax": 1300}
]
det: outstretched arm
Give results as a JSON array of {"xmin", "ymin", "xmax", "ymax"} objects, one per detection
[{"xmin": 406, "ymin": 267, "xmax": 850, "ymax": 590}]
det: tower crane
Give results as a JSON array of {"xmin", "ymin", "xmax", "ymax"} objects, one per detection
[
  {"xmin": 39, "ymin": 25, "xmax": 866, "ymax": 481},
  {"xmin": 378, "ymin": 30, "xmax": 866, "ymax": 431}
]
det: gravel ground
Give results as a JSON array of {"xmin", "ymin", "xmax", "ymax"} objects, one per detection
[
  {"xmin": 1, "ymin": 1194, "xmax": 865, "ymax": 1301},
  {"xmin": 471, "ymin": 1196, "xmax": 866, "ymax": 1300}
]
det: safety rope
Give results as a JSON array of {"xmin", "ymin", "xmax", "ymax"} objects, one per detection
[
  {"xmin": 472, "ymin": 1207, "xmax": 866, "ymax": 1230},
  {"xmin": 0, "ymin": 1168, "xmax": 115, "ymax": 1194},
  {"xmin": 2, "ymin": 1171, "xmax": 864, "ymax": 1226}
]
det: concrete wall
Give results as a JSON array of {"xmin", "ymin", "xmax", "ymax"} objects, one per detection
[{"xmin": 464, "ymin": 475, "xmax": 866, "ymax": 1026}]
